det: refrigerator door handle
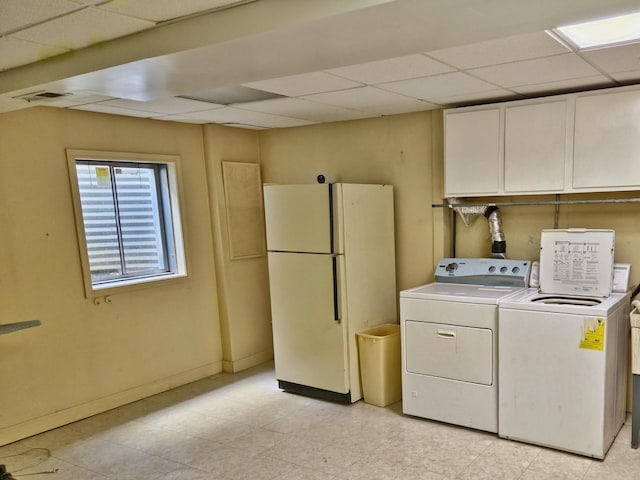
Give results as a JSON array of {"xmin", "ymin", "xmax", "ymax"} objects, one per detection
[
  {"xmin": 328, "ymin": 183, "xmax": 335, "ymax": 254},
  {"xmin": 332, "ymin": 255, "xmax": 341, "ymax": 323}
]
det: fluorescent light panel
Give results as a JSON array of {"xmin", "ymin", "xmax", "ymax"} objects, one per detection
[
  {"xmin": 180, "ymin": 85, "xmax": 283, "ymax": 105},
  {"xmin": 555, "ymin": 11, "xmax": 640, "ymax": 49}
]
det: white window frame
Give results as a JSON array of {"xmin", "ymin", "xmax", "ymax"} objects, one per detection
[{"xmin": 67, "ymin": 149, "xmax": 188, "ymax": 298}]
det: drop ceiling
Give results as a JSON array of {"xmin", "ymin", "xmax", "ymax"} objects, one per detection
[{"xmin": 1, "ymin": 0, "xmax": 640, "ymax": 129}]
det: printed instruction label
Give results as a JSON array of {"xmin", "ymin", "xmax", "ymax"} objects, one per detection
[
  {"xmin": 553, "ymin": 241, "xmax": 600, "ymax": 285},
  {"xmin": 580, "ymin": 317, "xmax": 605, "ymax": 351}
]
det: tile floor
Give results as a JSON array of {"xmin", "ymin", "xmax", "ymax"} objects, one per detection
[{"xmin": 1, "ymin": 362, "xmax": 639, "ymax": 479}]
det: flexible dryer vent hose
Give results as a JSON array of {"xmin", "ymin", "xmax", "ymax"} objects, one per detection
[{"xmin": 483, "ymin": 206, "xmax": 506, "ymax": 259}]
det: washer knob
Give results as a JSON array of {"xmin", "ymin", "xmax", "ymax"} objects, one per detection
[
  {"xmin": 445, "ymin": 262, "xmax": 458, "ymax": 272},
  {"xmin": 500, "ymin": 266, "xmax": 508, "ymax": 273}
]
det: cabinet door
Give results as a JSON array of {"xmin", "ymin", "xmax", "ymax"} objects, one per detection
[
  {"xmin": 504, "ymin": 101, "xmax": 566, "ymax": 193},
  {"xmin": 444, "ymin": 109, "xmax": 500, "ymax": 196},
  {"xmin": 574, "ymin": 89, "xmax": 640, "ymax": 189}
]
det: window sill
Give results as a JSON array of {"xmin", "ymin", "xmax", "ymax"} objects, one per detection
[{"xmin": 86, "ymin": 272, "xmax": 188, "ymax": 299}]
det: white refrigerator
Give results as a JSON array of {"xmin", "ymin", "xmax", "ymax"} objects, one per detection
[{"xmin": 264, "ymin": 183, "xmax": 397, "ymax": 403}]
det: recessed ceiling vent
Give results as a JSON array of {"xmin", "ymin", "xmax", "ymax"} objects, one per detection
[{"xmin": 13, "ymin": 91, "xmax": 71, "ymax": 103}]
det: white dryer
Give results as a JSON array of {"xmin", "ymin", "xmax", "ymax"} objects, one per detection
[
  {"xmin": 400, "ymin": 258, "xmax": 532, "ymax": 433},
  {"xmin": 498, "ymin": 229, "xmax": 630, "ymax": 459}
]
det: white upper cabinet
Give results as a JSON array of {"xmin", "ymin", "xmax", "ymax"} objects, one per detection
[
  {"xmin": 444, "ymin": 108, "xmax": 500, "ymax": 196},
  {"xmin": 444, "ymin": 84, "xmax": 640, "ymax": 198},
  {"xmin": 504, "ymin": 101, "xmax": 567, "ymax": 193},
  {"xmin": 574, "ymin": 89, "xmax": 640, "ymax": 190}
]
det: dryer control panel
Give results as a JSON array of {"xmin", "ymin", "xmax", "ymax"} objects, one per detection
[{"xmin": 435, "ymin": 258, "xmax": 532, "ymax": 287}]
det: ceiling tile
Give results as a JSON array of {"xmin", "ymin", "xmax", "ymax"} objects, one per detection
[
  {"xmin": 234, "ymin": 97, "xmax": 372, "ymax": 123},
  {"xmin": 162, "ymin": 106, "xmax": 318, "ymax": 128},
  {"xmin": 0, "ymin": 0, "xmax": 78, "ymax": 34},
  {"xmin": 101, "ymin": 97, "xmax": 220, "ymax": 114},
  {"xmin": 427, "ymin": 32, "xmax": 570, "ymax": 70},
  {"xmin": 326, "ymin": 54, "xmax": 454, "ymax": 85},
  {"xmin": 0, "ymin": 37, "xmax": 68, "ymax": 71},
  {"xmin": 71, "ymin": 102, "xmax": 155, "ymax": 117},
  {"xmin": 509, "ymin": 75, "xmax": 615, "ymax": 95},
  {"xmin": 10, "ymin": 8, "xmax": 154, "ymax": 50},
  {"xmin": 43, "ymin": 93, "xmax": 115, "ymax": 107},
  {"xmin": 152, "ymin": 113, "xmax": 211, "ymax": 124},
  {"xmin": 243, "ymin": 72, "xmax": 363, "ymax": 97},
  {"xmin": 469, "ymin": 53, "xmax": 601, "ymax": 88},
  {"xmin": 97, "ymin": 0, "xmax": 244, "ymax": 22},
  {"xmin": 0, "ymin": 95, "xmax": 34, "ymax": 113},
  {"xmin": 301, "ymin": 86, "xmax": 438, "ymax": 115},
  {"xmin": 580, "ymin": 42, "xmax": 640, "ymax": 74},
  {"xmin": 432, "ymin": 89, "xmax": 521, "ymax": 107},
  {"xmin": 377, "ymin": 72, "xmax": 499, "ymax": 103},
  {"xmin": 220, "ymin": 123, "xmax": 268, "ymax": 130},
  {"xmin": 610, "ymin": 70, "xmax": 640, "ymax": 84}
]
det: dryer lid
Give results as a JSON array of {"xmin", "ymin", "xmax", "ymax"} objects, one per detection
[{"xmin": 539, "ymin": 229, "xmax": 614, "ymax": 298}]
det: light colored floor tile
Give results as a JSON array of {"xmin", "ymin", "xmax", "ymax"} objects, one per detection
[
  {"xmin": 338, "ymin": 453, "xmax": 406, "ymax": 479},
  {"xmin": 526, "ymin": 448, "xmax": 592, "ymax": 479},
  {"xmin": 14, "ymin": 456, "xmax": 110, "ymax": 479},
  {"xmin": 223, "ymin": 427, "xmax": 288, "ymax": 453},
  {"xmin": 184, "ymin": 443, "xmax": 257, "ymax": 476},
  {"xmin": 128, "ymin": 428, "xmax": 224, "ymax": 465},
  {"xmin": 417, "ymin": 446, "xmax": 479, "ymax": 478},
  {"xmin": 261, "ymin": 436, "xmax": 364, "ymax": 476},
  {"xmin": 21, "ymin": 424, "xmax": 92, "ymax": 452},
  {"xmin": 614, "ymin": 424, "xmax": 632, "ymax": 445},
  {"xmin": 519, "ymin": 470, "xmax": 567, "ymax": 480},
  {"xmin": 583, "ymin": 440, "xmax": 640, "ymax": 479},
  {"xmin": 481, "ymin": 439, "xmax": 542, "ymax": 467},
  {"xmin": 275, "ymin": 463, "xmax": 339, "ymax": 479},
  {"xmin": 397, "ymin": 466, "xmax": 453, "ymax": 480},
  {"xmin": 4, "ymin": 363, "xmax": 638, "ymax": 480},
  {"xmin": 457, "ymin": 455, "xmax": 527, "ymax": 480},
  {"xmin": 158, "ymin": 466, "xmax": 221, "ymax": 480},
  {"xmin": 189, "ymin": 418, "xmax": 259, "ymax": 443}
]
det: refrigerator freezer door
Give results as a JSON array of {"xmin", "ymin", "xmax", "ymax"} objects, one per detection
[
  {"xmin": 267, "ymin": 251, "xmax": 349, "ymax": 394},
  {"xmin": 264, "ymin": 184, "xmax": 339, "ymax": 254}
]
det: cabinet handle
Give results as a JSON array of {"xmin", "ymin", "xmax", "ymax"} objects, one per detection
[
  {"xmin": 437, "ymin": 330, "xmax": 456, "ymax": 339},
  {"xmin": 332, "ymin": 256, "xmax": 340, "ymax": 323}
]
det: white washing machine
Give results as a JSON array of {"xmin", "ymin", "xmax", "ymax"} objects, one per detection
[
  {"xmin": 400, "ymin": 258, "xmax": 532, "ymax": 433},
  {"xmin": 498, "ymin": 229, "xmax": 630, "ymax": 459}
]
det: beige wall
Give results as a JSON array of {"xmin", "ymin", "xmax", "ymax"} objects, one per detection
[
  {"xmin": 0, "ymin": 107, "xmax": 223, "ymax": 445},
  {"xmin": 259, "ymin": 111, "xmax": 441, "ymax": 292},
  {"xmin": 453, "ymin": 191, "xmax": 640, "ymax": 287},
  {"xmin": 203, "ymin": 125, "xmax": 274, "ymax": 372},
  {"xmin": 5, "ymin": 101, "xmax": 637, "ymax": 446}
]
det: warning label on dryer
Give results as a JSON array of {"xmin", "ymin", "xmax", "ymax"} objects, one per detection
[{"xmin": 580, "ymin": 317, "xmax": 605, "ymax": 351}]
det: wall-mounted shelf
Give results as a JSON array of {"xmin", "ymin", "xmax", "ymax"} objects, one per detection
[{"xmin": 433, "ymin": 197, "xmax": 640, "ymax": 209}]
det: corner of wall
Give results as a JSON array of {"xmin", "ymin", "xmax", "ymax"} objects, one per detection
[
  {"xmin": 430, "ymin": 109, "xmax": 450, "ymax": 266},
  {"xmin": 202, "ymin": 124, "xmax": 274, "ymax": 372}
]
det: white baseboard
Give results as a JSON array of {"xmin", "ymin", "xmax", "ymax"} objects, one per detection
[{"xmin": 0, "ymin": 361, "xmax": 222, "ymax": 447}]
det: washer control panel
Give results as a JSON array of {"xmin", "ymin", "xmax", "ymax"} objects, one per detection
[{"xmin": 435, "ymin": 258, "xmax": 532, "ymax": 287}]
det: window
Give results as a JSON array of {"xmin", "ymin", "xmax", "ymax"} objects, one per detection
[{"xmin": 67, "ymin": 150, "xmax": 187, "ymax": 297}]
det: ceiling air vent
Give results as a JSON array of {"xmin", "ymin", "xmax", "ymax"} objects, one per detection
[{"xmin": 13, "ymin": 91, "xmax": 70, "ymax": 103}]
